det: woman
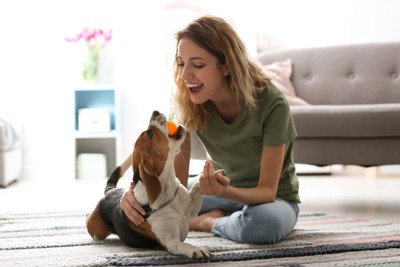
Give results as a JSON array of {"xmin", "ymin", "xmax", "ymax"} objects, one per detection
[{"xmin": 121, "ymin": 15, "xmax": 300, "ymax": 244}]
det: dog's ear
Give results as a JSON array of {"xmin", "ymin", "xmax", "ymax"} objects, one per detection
[{"xmin": 138, "ymin": 155, "xmax": 162, "ymax": 204}]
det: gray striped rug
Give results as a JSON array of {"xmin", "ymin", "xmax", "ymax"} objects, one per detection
[{"xmin": 1, "ymin": 212, "xmax": 400, "ymax": 266}]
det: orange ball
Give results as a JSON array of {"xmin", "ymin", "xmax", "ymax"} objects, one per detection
[{"xmin": 167, "ymin": 121, "xmax": 178, "ymax": 136}]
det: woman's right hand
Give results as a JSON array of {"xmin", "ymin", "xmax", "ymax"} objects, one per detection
[
  {"xmin": 199, "ymin": 161, "xmax": 230, "ymax": 196},
  {"xmin": 120, "ymin": 182, "xmax": 146, "ymax": 226}
]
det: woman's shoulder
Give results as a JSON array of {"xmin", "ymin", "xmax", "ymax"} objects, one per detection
[{"xmin": 256, "ymin": 82, "xmax": 287, "ymax": 106}]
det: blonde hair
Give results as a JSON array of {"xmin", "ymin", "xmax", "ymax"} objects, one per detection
[{"xmin": 171, "ymin": 15, "xmax": 270, "ymax": 132}]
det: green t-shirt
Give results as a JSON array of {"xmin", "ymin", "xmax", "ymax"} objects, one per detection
[{"xmin": 196, "ymin": 83, "xmax": 300, "ymax": 203}]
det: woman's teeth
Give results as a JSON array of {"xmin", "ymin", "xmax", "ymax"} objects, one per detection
[
  {"xmin": 187, "ymin": 83, "xmax": 202, "ymax": 93},
  {"xmin": 187, "ymin": 83, "xmax": 202, "ymax": 88}
]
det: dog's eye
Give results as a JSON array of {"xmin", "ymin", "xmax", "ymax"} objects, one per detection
[{"xmin": 146, "ymin": 130, "xmax": 153, "ymax": 139}]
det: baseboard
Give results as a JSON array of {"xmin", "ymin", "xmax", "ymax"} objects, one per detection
[{"xmin": 296, "ymin": 164, "xmax": 334, "ymax": 175}]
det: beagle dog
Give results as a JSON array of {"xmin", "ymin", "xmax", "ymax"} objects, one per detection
[{"xmin": 86, "ymin": 110, "xmax": 210, "ymax": 259}]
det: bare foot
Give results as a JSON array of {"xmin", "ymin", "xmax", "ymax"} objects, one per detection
[{"xmin": 189, "ymin": 209, "xmax": 225, "ymax": 232}]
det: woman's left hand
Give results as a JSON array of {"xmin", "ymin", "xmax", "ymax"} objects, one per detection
[{"xmin": 199, "ymin": 161, "xmax": 230, "ymax": 196}]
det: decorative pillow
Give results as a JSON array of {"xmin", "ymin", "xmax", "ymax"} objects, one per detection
[{"xmin": 262, "ymin": 59, "xmax": 310, "ymax": 105}]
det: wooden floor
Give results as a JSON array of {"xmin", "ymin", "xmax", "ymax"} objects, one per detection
[
  {"xmin": 1, "ymin": 165, "xmax": 399, "ymax": 224},
  {"xmin": 299, "ymin": 165, "xmax": 400, "ymax": 223}
]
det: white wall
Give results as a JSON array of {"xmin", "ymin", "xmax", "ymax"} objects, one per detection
[
  {"xmin": 252, "ymin": 0, "xmax": 400, "ymax": 50},
  {"xmin": 0, "ymin": 0, "xmax": 399, "ymax": 182},
  {"xmin": 0, "ymin": 0, "xmax": 168, "ymax": 181}
]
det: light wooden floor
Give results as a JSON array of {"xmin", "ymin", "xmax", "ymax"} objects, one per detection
[
  {"xmin": 1, "ymin": 165, "xmax": 399, "ymax": 224},
  {"xmin": 299, "ymin": 165, "xmax": 400, "ymax": 223}
]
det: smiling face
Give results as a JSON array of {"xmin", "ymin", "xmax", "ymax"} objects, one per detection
[{"xmin": 176, "ymin": 38, "xmax": 230, "ymax": 105}]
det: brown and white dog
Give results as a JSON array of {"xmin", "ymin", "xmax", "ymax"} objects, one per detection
[{"xmin": 86, "ymin": 110, "xmax": 210, "ymax": 259}]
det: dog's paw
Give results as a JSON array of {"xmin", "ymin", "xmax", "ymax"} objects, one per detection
[
  {"xmin": 168, "ymin": 242, "xmax": 211, "ymax": 259},
  {"xmin": 189, "ymin": 246, "xmax": 211, "ymax": 259},
  {"xmin": 190, "ymin": 181, "xmax": 201, "ymax": 191}
]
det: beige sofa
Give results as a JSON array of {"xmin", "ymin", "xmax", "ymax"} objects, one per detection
[
  {"xmin": 257, "ymin": 42, "xmax": 400, "ymax": 167},
  {"xmin": 191, "ymin": 42, "xmax": 400, "ymax": 167}
]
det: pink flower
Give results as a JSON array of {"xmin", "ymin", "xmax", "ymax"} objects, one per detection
[{"xmin": 65, "ymin": 27, "xmax": 112, "ymax": 47}]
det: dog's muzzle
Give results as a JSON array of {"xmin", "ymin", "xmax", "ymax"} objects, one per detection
[{"xmin": 151, "ymin": 110, "xmax": 185, "ymax": 140}]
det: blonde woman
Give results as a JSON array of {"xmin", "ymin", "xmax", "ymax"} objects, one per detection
[{"xmin": 122, "ymin": 15, "xmax": 300, "ymax": 244}]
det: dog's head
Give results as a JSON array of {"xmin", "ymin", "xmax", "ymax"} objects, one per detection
[{"xmin": 132, "ymin": 110, "xmax": 185, "ymax": 204}]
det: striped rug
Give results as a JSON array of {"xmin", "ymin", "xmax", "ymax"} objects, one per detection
[{"xmin": 1, "ymin": 212, "xmax": 399, "ymax": 266}]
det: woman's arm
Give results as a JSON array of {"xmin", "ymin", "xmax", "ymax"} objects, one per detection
[
  {"xmin": 174, "ymin": 132, "xmax": 191, "ymax": 187},
  {"xmin": 200, "ymin": 144, "xmax": 285, "ymax": 205}
]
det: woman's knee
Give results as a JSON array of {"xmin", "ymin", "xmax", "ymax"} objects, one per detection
[
  {"xmin": 236, "ymin": 202, "xmax": 298, "ymax": 244},
  {"xmin": 237, "ymin": 211, "xmax": 284, "ymax": 243}
]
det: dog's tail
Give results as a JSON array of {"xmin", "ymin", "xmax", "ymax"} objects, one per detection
[{"xmin": 104, "ymin": 154, "xmax": 132, "ymax": 194}]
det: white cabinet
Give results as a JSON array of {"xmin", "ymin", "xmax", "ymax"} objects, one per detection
[{"xmin": 74, "ymin": 87, "xmax": 120, "ymax": 179}]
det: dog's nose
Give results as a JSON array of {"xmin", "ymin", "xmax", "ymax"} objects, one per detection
[{"xmin": 150, "ymin": 110, "xmax": 167, "ymax": 124}]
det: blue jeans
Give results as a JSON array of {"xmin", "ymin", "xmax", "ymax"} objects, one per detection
[{"xmin": 188, "ymin": 177, "xmax": 299, "ymax": 244}]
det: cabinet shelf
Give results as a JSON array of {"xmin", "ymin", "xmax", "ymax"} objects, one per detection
[
  {"xmin": 74, "ymin": 88, "xmax": 117, "ymax": 131},
  {"xmin": 74, "ymin": 130, "xmax": 119, "ymax": 139},
  {"xmin": 74, "ymin": 87, "xmax": 120, "ymax": 180}
]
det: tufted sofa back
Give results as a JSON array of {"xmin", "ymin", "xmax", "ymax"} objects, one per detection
[{"xmin": 256, "ymin": 42, "xmax": 400, "ymax": 105}]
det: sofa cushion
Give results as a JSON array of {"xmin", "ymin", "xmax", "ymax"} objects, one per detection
[
  {"xmin": 262, "ymin": 59, "xmax": 310, "ymax": 106},
  {"xmin": 291, "ymin": 103, "xmax": 400, "ymax": 138}
]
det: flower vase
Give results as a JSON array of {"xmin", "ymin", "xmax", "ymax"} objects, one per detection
[{"xmin": 82, "ymin": 45, "xmax": 99, "ymax": 83}]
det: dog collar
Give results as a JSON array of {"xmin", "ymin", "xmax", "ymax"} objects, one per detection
[{"xmin": 142, "ymin": 187, "xmax": 179, "ymax": 219}]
